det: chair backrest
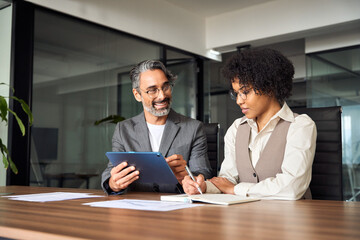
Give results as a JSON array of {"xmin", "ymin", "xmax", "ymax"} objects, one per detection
[
  {"xmin": 292, "ymin": 106, "xmax": 343, "ymax": 200},
  {"xmin": 203, "ymin": 123, "xmax": 220, "ymax": 177}
]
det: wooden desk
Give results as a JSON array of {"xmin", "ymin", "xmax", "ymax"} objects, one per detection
[{"xmin": 1, "ymin": 186, "xmax": 359, "ymax": 240}]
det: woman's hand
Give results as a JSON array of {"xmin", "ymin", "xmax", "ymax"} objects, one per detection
[{"xmin": 208, "ymin": 177, "xmax": 235, "ymax": 194}]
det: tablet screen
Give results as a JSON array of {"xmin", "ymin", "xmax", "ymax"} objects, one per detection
[{"xmin": 105, "ymin": 152, "xmax": 179, "ymax": 186}]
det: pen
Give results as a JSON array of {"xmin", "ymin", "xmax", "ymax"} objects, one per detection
[{"xmin": 185, "ymin": 165, "xmax": 203, "ymax": 194}]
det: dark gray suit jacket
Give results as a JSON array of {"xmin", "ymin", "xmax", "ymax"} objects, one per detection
[{"xmin": 101, "ymin": 109, "xmax": 212, "ymax": 194}]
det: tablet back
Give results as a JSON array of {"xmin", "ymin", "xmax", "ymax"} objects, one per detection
[{"xmin": 105, "ymin": 152, "xmax": 179, "ymax": 186}]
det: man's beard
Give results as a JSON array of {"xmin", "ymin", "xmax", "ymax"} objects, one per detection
[{"xmin": 142, "ymin": 98, "xmax": 172, "ymax": 117}]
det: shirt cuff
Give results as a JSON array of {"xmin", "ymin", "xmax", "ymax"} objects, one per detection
[
  {"xmin": 205, "ymin": 181, "xmax": 222, "ymax": 194},
  {"xmin": 234, "ymin": 182, "xmax": 256, "ymax": 196},
  {"xmin": 109, "ymin": 189, "xmax": 127, "ymax": 195}
]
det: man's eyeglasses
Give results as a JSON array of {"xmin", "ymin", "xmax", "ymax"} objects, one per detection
[
  {"xmin": 139, "ymin": 82, "xmax": 173, "ymax": 98},
  {"xmin": 229, "ymin": 88, "xmax": 251, "ymax": 101}
]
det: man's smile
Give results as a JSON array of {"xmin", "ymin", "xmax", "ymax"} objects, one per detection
[{"xmin": 153, "ymin": 99, "xmax": 169, "ymax": 109}]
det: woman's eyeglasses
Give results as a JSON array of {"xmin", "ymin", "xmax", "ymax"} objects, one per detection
[{"xmin": 229, "ymin": 88, "xmax": 251, "ymax": 101}]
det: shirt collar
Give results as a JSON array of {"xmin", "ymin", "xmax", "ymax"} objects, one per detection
[
  {"xmin": 239, "ymin": 102, "xmax": 295, "ymax": 129},
  {"xmin": 278, "ymin": 102, "xmax": 295, "ymax": 123}
]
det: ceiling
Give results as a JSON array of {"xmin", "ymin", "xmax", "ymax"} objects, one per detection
[
  {"xmin": 163, "ymin": 0, "xmax": 274, "ymax": 18},
  {"xmin": 6, "ymin": 0, "xmax": 358, "ymax": 90}
]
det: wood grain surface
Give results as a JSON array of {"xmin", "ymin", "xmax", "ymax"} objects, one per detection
[{"xmin": 1, "ymin": 186, "xmax": 359, "ymax": 240}]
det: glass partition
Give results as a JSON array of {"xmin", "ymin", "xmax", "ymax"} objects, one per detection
[
  {"xmin": 30, "ymin": 10, "xmax": 204, "ymax": 189},
  {"xmin": 31, "ymin": 9, "xmax": 161, "ymax": 188},
  {"xmin": 306, "ymin": 46, "xmax": 360, "ymax": 201},
  {"xmin": 166, "ymin": 49, "xmax": 198, "ymax": 119}
]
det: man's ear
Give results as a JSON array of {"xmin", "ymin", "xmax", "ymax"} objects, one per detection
[{"xmin": 133, "ymin": 88, "xmax": 142, "ymax": 102}]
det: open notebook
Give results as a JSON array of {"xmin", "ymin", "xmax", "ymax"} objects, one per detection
[{"xmin": 161, "ymin": 194, "xmax": 259, "ymax": 205}]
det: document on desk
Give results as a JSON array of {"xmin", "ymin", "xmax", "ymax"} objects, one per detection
[
  {"xmin": 84, "ymin": 199, "xmax": 203, "ymax": 211},
  {"xmin": 2, "ymin": 192, "xmax": 104, "ymax": 202},
  {"xmin": 161, "ymin": 193, "xmax": 260, "ymax": 205}
]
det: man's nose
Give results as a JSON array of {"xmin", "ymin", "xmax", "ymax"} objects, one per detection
[{"xmin": 156, "ymin": 88, "xmax": 166, "ymax": 99}]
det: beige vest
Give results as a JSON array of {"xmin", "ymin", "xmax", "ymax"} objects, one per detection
[
  {"xmin": 235, "ymin": 116, "xmax": 311, "ymax": 199},
  {"xmin": 235, "ymin": 118, "xmax": 290, "ymax": 182}
]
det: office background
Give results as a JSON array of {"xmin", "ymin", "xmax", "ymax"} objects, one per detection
[{"xmin": 0, "ymin": 0, "xmax": 359, "ymax": 201}]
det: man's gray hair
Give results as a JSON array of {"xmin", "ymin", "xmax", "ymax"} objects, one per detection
[{"xmin": 129, "ymin": 60, "xmax": 177, "ymax": 90}]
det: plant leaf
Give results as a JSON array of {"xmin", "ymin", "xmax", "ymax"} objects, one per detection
[
  {"xmin": 2, "ymin": 153, "xmax": 9, "ymax": 169},
  {"xmin": 0, "ymin": 123, "xmax": 18, "ymax": 174},
  {"xmin": 1, "ymin": 83, "xmax": 27, "ymax": 174},
  {"xmin": 10, "ymin": 96, "xmax": 33, "ymax": 125},
  {"xmin": 8, "ymin": 108, "xmax": 25, "ymax": 136},
  {"xmin": 0, "ymin": 141, "xmax": 17, "ymax": 174},
  {"xmin": 0, "ymin": 96, "xmax": 8, "ymax": 122},
  {"xmin": 94, "ymin": 115, "xmax": 125, "ymax": 125},
  {"xmin": 9, "ymin": 156, "xmax": 18, "ymax": 174},
  {"xmin": 0, "ymin": 139, "xmax": 9, "ymax": 170}
]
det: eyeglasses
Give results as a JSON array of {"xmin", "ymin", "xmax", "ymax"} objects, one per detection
[
  {"xmin": 139, "ymin": 82, "xmax": 173, "ymax": 98},
  {"xmin": 229, "ymin": 88, "xmax": 252, "ymax": 101}
]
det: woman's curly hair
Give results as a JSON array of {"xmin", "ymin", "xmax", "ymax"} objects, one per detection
[{"xmin": 222, "ymin": 48, "xmax": 294, "ymax": 104}]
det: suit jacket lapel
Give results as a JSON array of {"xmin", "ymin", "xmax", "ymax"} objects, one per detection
[
  {"xmin": 159, "ymin": 109, "xmax": 180, "ymax": 156},
  {"xmin": 133, "ymin": 112, "xmax": 152, "ymax": 152}
]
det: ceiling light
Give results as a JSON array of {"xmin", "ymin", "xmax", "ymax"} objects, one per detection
[{"xmin": 209, "ymin": 49, "xmax": 221, "ymax": 56}]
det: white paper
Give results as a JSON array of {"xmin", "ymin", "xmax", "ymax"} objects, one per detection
[
  {"xmin": 189, "ymin": 193, "xmax": 260, "ymax": 205},
  {"xmin": 160, "ymin": 194, "xmax": 191, "ymax": 202},
  {"xmin": 84, "ymin": 199, "xmax": 203, "ymax": 211},
  {"xmin": 2, "ymin": 192, "xmax": 104, "ymax": 202}
]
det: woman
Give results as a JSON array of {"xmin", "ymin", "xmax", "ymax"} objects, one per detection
[{"xmin": 182, "ymin": 48, "xmax": 317, "ymax": 200}]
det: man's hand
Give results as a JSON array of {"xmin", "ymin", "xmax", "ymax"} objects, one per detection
[
  {"xmin": 108, "ymin": 162, "xmax": 139, "ymax": 192},
  {"xmin": 182, "ymin": 174, "xmax": 206, "ymax": 195},
  {"xmin": 208, "ymin": 177, "xmax": 235, "ymax": 194},
  {"xmin": 165, "ymin": 154, "xmax": 187, "ymax": 183}
]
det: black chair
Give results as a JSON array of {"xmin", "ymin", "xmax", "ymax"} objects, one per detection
[
  {"xmin": 203, "ymin": 123, "xmax": 220, "ymax": 177},
  {"xmin": 292, "ymin": 106, "xmax": 343, "ymax": 200}
]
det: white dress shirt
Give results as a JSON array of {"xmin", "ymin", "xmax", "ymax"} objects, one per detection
[
  {"xmin": 146, "ymin": 122, "xmax": 165, "ymax": 152},
  {"xmin": 206, "ymin": 102, "xmax": 317, "ymax": 200}
]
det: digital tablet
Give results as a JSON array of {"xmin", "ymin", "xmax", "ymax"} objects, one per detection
[{"xmin": 105, "ymin": 152, "xmax": 178, "ymax": 186}]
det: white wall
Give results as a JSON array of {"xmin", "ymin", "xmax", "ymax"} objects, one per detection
[
  {"xmin": 0, "ymin": 5, "xmax": 12, "ymax": 186},
  {"xmin": 206, "ymin": 0, "xmax": 360, "ymax": 51},
  {"xmin": 25, "ymin": 0, "xmax": 223, "ymax": 60}
]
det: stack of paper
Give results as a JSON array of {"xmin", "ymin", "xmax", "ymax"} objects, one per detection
[
  {"xmin": 84, "ymin": 199, "xmax": 202, "ymax": 211},
  {"xmin": 2, "ymin": 192, "xmax": 104, "ymax": 202}
]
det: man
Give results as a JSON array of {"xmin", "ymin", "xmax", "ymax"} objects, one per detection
[{"xmin": 101, "ymin": 60, "xmax": 212, "ymax": 194}]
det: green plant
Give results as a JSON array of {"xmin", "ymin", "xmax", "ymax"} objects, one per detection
[
  {"xmin": 0, "ymin": 83, "xmax": 33, "ymax": 174},
  {"xmin": 94, "ymin": 115, "xmax": 125, "ymax": 125}
]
